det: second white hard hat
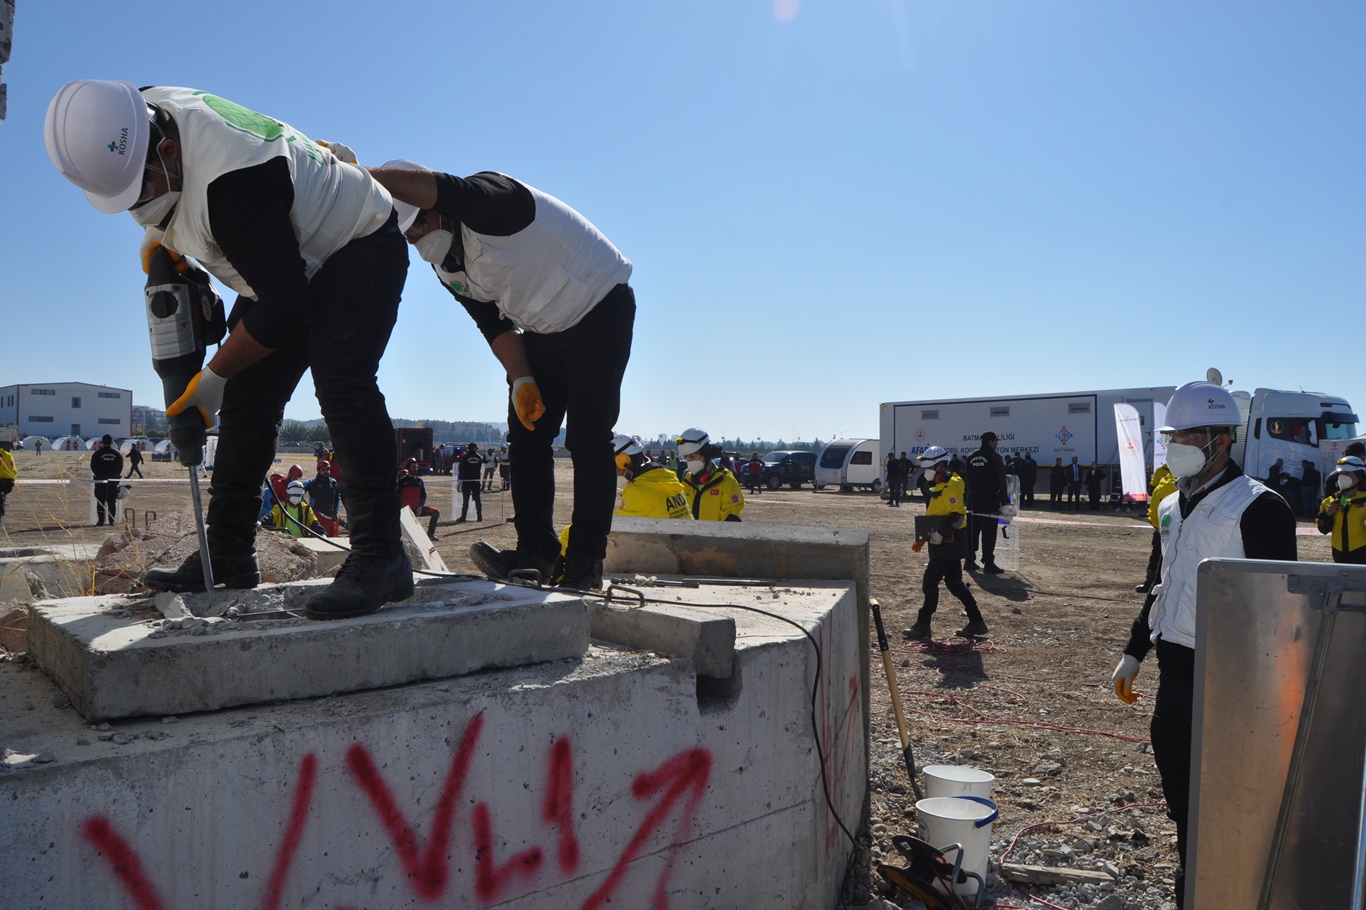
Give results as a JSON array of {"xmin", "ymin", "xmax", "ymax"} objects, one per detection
[
  {"xmin": 45, "ymin": 80, "xmax": 151, "ymax": 213},
  {"xmin": 1159, "ymin": 381, "xmax": 1240, "ymax": 433}
]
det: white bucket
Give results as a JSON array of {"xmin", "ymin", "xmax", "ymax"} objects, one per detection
[
  {"xmin": 915, "ymin": 795, "xmax": 998, "ymax": 898},
  {"xmin": 923, "ymin": 764, "xmax": 995, "ymax": 800}
]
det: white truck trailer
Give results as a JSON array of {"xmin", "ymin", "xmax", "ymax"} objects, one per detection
[{"xmin": 880, "ymin": 383, "xmax": 1361, "ymax": 487}]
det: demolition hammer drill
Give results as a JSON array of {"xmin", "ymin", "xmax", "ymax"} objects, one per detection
[{"xmin": 144, "ymin": 244, "xmax": 226, "ymax": 589}]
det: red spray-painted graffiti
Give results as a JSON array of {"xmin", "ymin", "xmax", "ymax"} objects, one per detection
[{"xmin": 81, "ymin": 715, "xmax": 713, "ymax": 910}]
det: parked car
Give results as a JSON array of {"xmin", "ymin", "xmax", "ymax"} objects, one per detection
[{"xmin": 759, "ymin": 450, "xmax": 819, "ymax": 490}]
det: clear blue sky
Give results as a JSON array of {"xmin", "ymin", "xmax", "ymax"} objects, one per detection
[{"xmin": 3, "ymin": 0, "xmax": 1362, "ymax": 445}]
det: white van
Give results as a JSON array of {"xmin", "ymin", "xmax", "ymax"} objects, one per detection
[{"xmin": 815, "ymin": 438, "xmax": 883, "ymax": 492}]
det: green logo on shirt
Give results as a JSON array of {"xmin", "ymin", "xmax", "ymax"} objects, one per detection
[{"xmin": 196, "ymin": 93, "xmax": 323, "ymax": 163}]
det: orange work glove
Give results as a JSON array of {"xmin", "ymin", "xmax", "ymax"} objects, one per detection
[
  {"xmin": 511, "ymin": 377, "xmax": 545, "ymax": 432},
  {"xmin": 166, "ymin": 367, "xmax": 227, "ymax": 429}
]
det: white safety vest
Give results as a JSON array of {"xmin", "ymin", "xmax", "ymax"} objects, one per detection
[
  {"xmin": 433, "ymin": 181, "xmax": 631, "ymax": 334},
  {"xmin": 141, "ymin": 87, "xmax": 394, "ymax": 298},
  {"xmin": 1148, "ymin": 475, "xmax": 1269, "ymax": 649}
]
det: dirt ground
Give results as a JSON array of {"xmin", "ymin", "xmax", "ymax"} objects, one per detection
[{"xmin": 0, "ymin": 448, "xmax": 1335, "ymax": 909}]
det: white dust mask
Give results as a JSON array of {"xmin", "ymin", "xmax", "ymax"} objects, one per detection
[
  {"xmin": 131, "ymin": 190, "xmax": 179, "ymax": 228},
  {"xmin": 1340, "ymin": 474, "xmax": 1357, "ymax": 491},
  {"xmin": 685, "ymin": 459, "xmax": 706, "ymax": 475},
  {"xmin": 1165, "ymin": 442, "xmax": 1211, "ymax": 479},
  {"xmin": 288, "ymin": 495, "xmax": 304, "ymax": 505},
  {"xmin": 616, "ymin": 474, "xmax": 629, "ymax": 490},
  {"xmin": 415, "ymin": 229, "xmax": 454, "ymax": 265}
]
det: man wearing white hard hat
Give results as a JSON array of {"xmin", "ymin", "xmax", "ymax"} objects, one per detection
[
  {"xmin": 44, "ymin": 80, "xmax": 411, "ymax": 620},
  {"xmin": 1316, "ymin": 453, "xmax": 1366, "ymax": 564},
  {"xmin": 366, "ymin": 160, "xmax": 634, "ymax": 591},
  {"xmin": 1109, "ymin": 380, "xmax": 1296, "ymax": 909}
]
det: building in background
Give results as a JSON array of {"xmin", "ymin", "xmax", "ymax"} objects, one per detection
[{"xmin": 0, "ymin": 382, "xmax": 133, "ymax": 440}]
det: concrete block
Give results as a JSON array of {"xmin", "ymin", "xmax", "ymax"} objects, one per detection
[
  {"xmin": 1, "ymin": 579, "xmax": 863, "ymax": 910},
  {"xmin": 400, "ymin": 504, "xmax": 447, "ymax": 571},
  {"xmin": 293, "ymin": 535, "xmax": 350, "ymax": 575},
  {"xmin": 590, "ymin": 599, "xmax": 736, "ymax": 677},
  {"xmin": 27, "ymin": 577, "xmax": 589, "ymax": 721},
  {"xmin": 0, "ymin": 543, "xmax": 101, "ymax": 601}
]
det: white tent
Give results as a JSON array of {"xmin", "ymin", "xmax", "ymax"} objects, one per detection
[
  {"xmin": 154, "ymin": 439, "xmax": 176, "ymax": 454},
  {"xmin": 18, "ymin": 436, "xmax": 50, "ymax": 451},
  {"xmin": 50, "ymin": 436, "xmax": 86, "ymax": 451}
]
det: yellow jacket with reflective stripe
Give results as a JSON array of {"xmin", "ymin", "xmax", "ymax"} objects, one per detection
[
  {"xmin": 683, "ymin": 466, "xmax": 745, "ymax": 521},
  {"xmin": 0, "ymin": 449, "xmax": 15, "ymax": 481}
]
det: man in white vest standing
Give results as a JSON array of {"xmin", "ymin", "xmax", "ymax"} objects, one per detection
[
  {"xmin": 368, "ymin": 161, "xmax": 634, "ymax": 592},
  {"xmin": 1109, "ymin": 379, "xmax": 1296, "ymax": 909},
  {"xmin": 44, "ymin": 81, "xmax": 412, "ymax": 619}
]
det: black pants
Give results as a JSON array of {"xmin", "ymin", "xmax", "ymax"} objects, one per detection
[
  {"xmin": 1021, "ymin": 482, "xmax": 1034, "ymax": 505},
  {"xmin": 887, "ymin": 478, "xmax": 902, "ymax": 505},
  {"xmin": 1066, "ymin": 482, "xmax": 1083, "ymax": 510},
  {"xmin": 1150, "ymin": 639, "xmax": 1195, "ymax": 910},
  {"xmin": 95, "ymin": 479, "xmax": 120, "ymax": 524},
  {"xmin": 460, "ymin": 478, "xmax": 483, "ymax": 519},
  {"xmin": 968, "ymin": 502, "xmax": 998, "ymax": 565},
  {"xmin": 0, "ymin": 478, "xmax": 13, "ymax": 517},
  {"xmin": 917, "ymin": 557, "xmax": 982, "ymax": 623},
  {"xmin": 508, "ymin": 284, "xmax": 635, "ymax": 563},
  {"xmin": 208, "ymin": 219, "xmax": 408, "ymax": 558},
  {"xmin": 127, "ymin": 464, "xmax": 143, "ymax": 478}
]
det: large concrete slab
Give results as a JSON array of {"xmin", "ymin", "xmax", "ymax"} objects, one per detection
[
  {"xmin": 1, "ymin": 580, "xmax": 864, "ymax": 910},
  {"xmin": 27, "ymin": 577, "xmax": 589, "ymax": 721},
  {"xmin": 590, "ymin": 596, "xmax": 736, "ymax": 678},
  {"xmin": 0, "ymin": 543, "xmax": 101, "ymax": 601}
]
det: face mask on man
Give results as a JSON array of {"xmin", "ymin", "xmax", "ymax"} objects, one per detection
[
  {"xmin": 1340, "ymin": 473, "xmax": 1359, "ymax": 492},
  {"xmin": 616, "ymin": 474, "xmax": 629, "ymax": 490},
  {"xmin": 1165, "ymin": 440, "xmax": 1214, "ymax": 479},
  {"xmin": 288, "ymin": 494, "xmax": 304, "ymax": 506},
  {"xmin": 685, "ymin": 458, "xmax": 706, "ymax": 475},
  {"xmin": 415, "ymin": 229, "xmax": 455, "ymax": 265},
  {"xmin": 131, "ymin": 190, "xmax": 179, "ymax": 228}
]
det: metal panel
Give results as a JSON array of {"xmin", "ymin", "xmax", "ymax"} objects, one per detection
[{"xmin": 1190, "ymin": 559, "xmax": 1366, "ymax": 909}]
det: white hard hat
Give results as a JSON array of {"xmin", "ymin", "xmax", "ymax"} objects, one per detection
[
  {"xmin": 286, "ymin": 480, "xmax": 306, "ymax": 495},
  {"xmin": 918, "ymin": 446, "xmax": 949, "ymax": 465},
  {"xmin": 613, "ymin": 434, "xmax": 643, "ymax": 457},
  {"xmin": 45, "ymin": 80, "xmax": 151, "ymax": 213},
  {"xmin": 379, "ymin": 159, "xmax": 425, "ymax": 232},
  {"xmin": 1159, "ymin": 381, "xmax": 1240, "ymax": 433},
  {"xmin": 1336, "ymin": 455, "xmax": 1366, "ymax": 474},
  {"xmin": 675, "ymin": 427, "xmax": 710, "ymax": 457}
]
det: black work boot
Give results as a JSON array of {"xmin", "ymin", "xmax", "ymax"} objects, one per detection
[
  {"xmin": 903, "ymin": 620, "xmax": 932, "ymax": 641},
  {"xmin": 559, "ymin": 557, "xmax": 604, "ymax": 591},
  {"xmin": 143, "ymin": 550, "xmax": 261, "ymax": 593},
  {"xmin": 470, "ymin": 541, "xmax": 555, "ymax": 585},
  {"xmin": 956, "ymin": 618, "xmax": 990, "ymax": 638},
  {"xmin": 304, "ymin": 551, "xmax": 414, "ymax": 620}
]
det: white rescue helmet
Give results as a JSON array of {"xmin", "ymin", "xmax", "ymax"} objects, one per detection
[
  {"xmin": 1333, "ymin": 455, "xmax": 1366, "ymax": 483},
  {"xmin": 286, "ymin": 480, "xmax": 306, "ymax": 497},
  {"xmin": 1159, "ymin": 381, "xmax": 1240, "ymax": 435},
  {"xmin": 379, "ymin": 159, "xmax": 425, "ymax": 232},
  {"xmin": 45, "ymin": 80, "xmax": 151, "ymax": 213},
  {"xmin": 613, "ymin": 434, "xmax": 644, "ymax": 457},
  {"xmin": 675, "ymin": 428, "xmax": 710, "ymax": 458},
  {"xmin": 918, "ymin": 446, "xmax": 949, "ymax": 468},
  {"xmin": 613, "ymin": 434, "xmax": 644, "ymax": 472}
]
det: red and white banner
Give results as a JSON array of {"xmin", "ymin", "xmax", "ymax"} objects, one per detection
[{"xmin": 1113, "ymin": 403, "xmax": 1148, "ymax": 502}]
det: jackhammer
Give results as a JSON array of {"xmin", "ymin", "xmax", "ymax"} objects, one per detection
[{"xmin": 144, "ymin": 244, "xmax": 226, "ymax": 590}]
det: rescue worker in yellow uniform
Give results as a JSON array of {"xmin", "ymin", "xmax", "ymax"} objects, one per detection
[
  {"xmin": 676, "ymin": 428, "xmax": 744, "ymax": 521},
  {"xmin": 613, "ymin": 434, "xmax": 692, "ymax": 520},
  {"xmin": 1136, "ymin": 463, "xmax": 1178, "ymax": 593},
  {"xmin": 262, "ymin": 480, "xmax": 326, "ymax": 539},
  {"xmin": 0, "ymin": 443, "xmax": 16, "ymax": 527},
  {"xmin": 1317, "ymin": 455, "xmax": 1366, "ymax": 564},
  {"xmin": 903, "ymin": 446, "xmax": 989, "ymax": 641}
]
